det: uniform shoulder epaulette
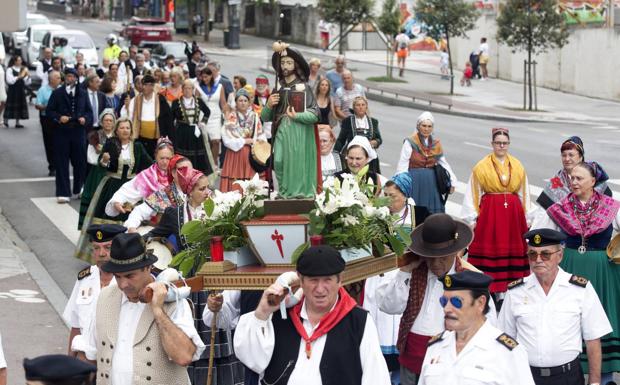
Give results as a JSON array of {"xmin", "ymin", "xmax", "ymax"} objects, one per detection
[
  {"xmin": 77, "ymin": 266, "xmax": 92, "ymax": 280},
  {"xmin": 507, "ymin": 278, "xmax": 524, "ymax": 290},
  {"xmin": 496, "ymin": 333, "xmax": 518, "ymax": 351},
  {"xmin": 569, "ymin": 274, "xmax": 588, "ymax": 288},
  {"xmin": 427, "ymin": 331, "xmax": 445, "ymax": 347}
]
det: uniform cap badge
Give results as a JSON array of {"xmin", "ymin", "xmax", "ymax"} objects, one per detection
[
  {"xmin": 444, "ymin": 275, "xmax": 452, "ymax": 288},
  {"xmin": 96, "ymin": 231, "xmax": 103, "ymax": 240},
  {"xmin": 533, "ymin": 234, "xmax": 542, "ymax": 245}
]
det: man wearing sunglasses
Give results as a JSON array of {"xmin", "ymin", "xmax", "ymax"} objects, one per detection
[
  {"xmin": 376, "ymin": 213, "xmax": 497, "ymax": 385},
  {"xmin": 418, "ymin": 271, "xmax": 535, "ymax": 385},
  {"xmin": 498, "ymin": 229, "xmax": 611, "ymax": 385}
]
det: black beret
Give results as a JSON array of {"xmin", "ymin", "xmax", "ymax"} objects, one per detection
[
  {"xmin": 441, "ymin": 271, "xmax": 492, "ymax": 291},
  {"xmin": 524, "ymin": 228, "xmax": 567, "ymax": 247},
  {"xmin": 64, "ymin": 67, "xmax": 78, "ymax": 77},
  {"xmin": 296, "ymin": 245, "xmax": 345, "ymax": 277},
  {"xmin": 24, "ymin": 354, "xmax": 96, "ymax": 381},
  {"xmin": 87, "ymin": 224, "xmax": 126, "ymax": 242}
]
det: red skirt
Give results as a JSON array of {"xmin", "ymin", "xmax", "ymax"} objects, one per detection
[
  {"xmin": 467, "ymin": 193, "xmax": 529, "ymax": 293},
  {"xmin": 220, "ymin": 145, "xmax": 255, "ymax": 192}
]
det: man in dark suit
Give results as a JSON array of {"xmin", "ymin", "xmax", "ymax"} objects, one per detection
[
  {"xmin": 84, "ymin": 73, "xmax": 108, "ymax": 133},
  {"xmin": 46, "ymin": 67, "xmax": 93, "ymax": 203}
]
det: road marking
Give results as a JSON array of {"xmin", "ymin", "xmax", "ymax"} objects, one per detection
[
  {"xmin": 591, "ymin": 126, "xmax": 618, "ymax": 130},
  {"xmin": 0, "ymin": 289, "xmax": 46, "ymax": 303},
  {"xmin": 0, "ymin": 177, "xmax": 56, "ymax": 184},
  {"xmin": 527, "ymin": 127, "xmax": 547, "ymax": 133},
  {"xmin": 609, "ymin": 179, "xmax": 620, "ymax": 186},
  {"xmin": 30, "ymin": 198, "xmax": 80, "ymax": 246},
  {"xmin": 380, "ymin": 162, "xmax": 391, "ymax": 167},
  {"xmin": 464, "ymin": 142, "xmax": 489, "ymax": 150}
]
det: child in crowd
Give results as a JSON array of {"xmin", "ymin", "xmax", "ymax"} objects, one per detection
[{"xmin": 460, "ymin": 61, "xmax": 473, "ymax": 87}]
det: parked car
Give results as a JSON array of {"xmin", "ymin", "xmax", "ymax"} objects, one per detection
[
  {"xmin": 39, "ymin": 30, "xmax": 99, "ymax": 67},
  {"xmin": 120, "ymin": 17, "xmax": 172, "ymax": 46},
  {"xmin": 23, "ymin": 24, "xmax": 66, "ymax": 66},
  {"xmin": 9, "ymin": 13, "xmax": 50, "ymax": 55},
  {"xmin": 144, "ymin": 41, "xmax": 187, "ymax": 67}
]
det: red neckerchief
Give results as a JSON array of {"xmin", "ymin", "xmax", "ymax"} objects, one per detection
[{"xmin": 289, "ymin": 287, "xmax": 357, "ymax": 359}]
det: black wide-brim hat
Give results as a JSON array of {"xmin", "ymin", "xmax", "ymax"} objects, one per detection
[
  {"xmin": 408, "ymin": 213, "xmax": 473, "ymax": 258},
  {"xmin": 272, "ymin": 45, "xmax": 310, "ymax": 81},
  {"xmin": 102, "ymin": 233, "xmax": 158, "ymax": 273}
]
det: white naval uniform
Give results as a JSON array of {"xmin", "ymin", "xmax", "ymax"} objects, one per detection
[
  {"xmin": 497, "ymin": 268, "xmax": 612, "ymax": 367},
  {"xmin": 233, "ymin": 299, "xmax": 392, "ymax": 385},
  {"xmin": 418, "ymin": 321, "xmax": 535, "ymax": 385},
  {"xmin": 62, "ymin": 265, "xmax": 115, "ymax": 353}
]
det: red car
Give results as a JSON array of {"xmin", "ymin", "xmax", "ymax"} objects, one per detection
[{"xmin": 120, "ymin": 17, "xmax": 172, "ymax": 46}]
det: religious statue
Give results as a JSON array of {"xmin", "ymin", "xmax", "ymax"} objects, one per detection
[{"xmin": 263, "ymin": 41, "xmax": 320, "ymax": 199}]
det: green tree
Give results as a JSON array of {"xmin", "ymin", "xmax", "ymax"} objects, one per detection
[
  {"xmin": 376, "ymin": 0, "xmax": 401, "ymax": 79},
  {"xmin": 415, "ymin": 0, "xmax": 479, "ymax": 95},
  {"xmin": 317, "ymin": 0, "xmax": 374, "ymax": 54},
  {"xmin": 497, "ymin": 0, "xmax": 569, "ymax": 110}
]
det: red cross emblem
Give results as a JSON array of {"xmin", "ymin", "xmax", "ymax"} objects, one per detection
[{"xmin": 271, "ymin": 229, "xmax": 284, "ymax": 258}]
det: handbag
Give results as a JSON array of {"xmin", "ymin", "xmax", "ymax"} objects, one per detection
[{"xmin": 434, "ymin": 163, "xmax": 451, "ymax": 204}]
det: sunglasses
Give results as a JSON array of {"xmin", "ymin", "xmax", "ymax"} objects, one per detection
[
  {"xmin": 527, "ymin": 249, "xmax": 561, "ymax": 261},
  {"xmin": 439, "ymin": 296, "xmax": 463, "ymax": 309}
]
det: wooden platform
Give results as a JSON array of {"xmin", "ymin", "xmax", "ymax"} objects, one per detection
[{"xmin": 197, "ymin": 252, "xmax": 398, "ymax": 290}]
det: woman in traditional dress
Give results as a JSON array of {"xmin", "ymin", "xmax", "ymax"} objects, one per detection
[
  {"xmin": 461, "ymin": 127, "xmax": 533, "ymax": 295},
  {"xmin": 395, "ymin": 111, "xmax": 457, "ymax": 214},
  {"xmin": 160, "ymin": 67, "xmax": 184, "ymax": 105},
  {"xmin": 253, "ymin": 75, "xmax": 272, "ymax": 140},
  {"xmin": 195, "ymin": 66, "xmax": 227, "ymax": 169},
  {"xmin": 318, "ymin": 125, "xmax": 343, "ymax": 182},
  {"xmin": 333, "ymin": 135, "xmax": 387, "ymax": 192},
  {"xmin": 75, "ymin": 118, "xmax": 153, "ymax": 260},
  {"xmin": 124, "ymin": 155, "xmax": 193, "ymax": 232},
  {"xmin": 536, "ymin": 136, "xmax": 612, "ymax": 211},
  {"xmin": 171, "ymin": 79, "xmax": 214, "ymax": 178},
  {"xmin": 79, "ymin": 109, "xmax": 117, "ymax": 229},
  {"xmin": 220, "ymin": 88, "xmax": 265, "ymax": 192},
  {"xmin": 534, "ymin": 161, "xmax": 620, "ymax": 383},
  {"xmin": 104, "ymin": 137, "xmax": 175, "ymax": 218},
  {"xmin": 3, "ymin": 55, "xmax": 30, "ymax": 128},
  {"xmin": 335, "ymin": 96, "xmax": 382, "ymax": 173},
  {"xmin": 314, "ymin": 77, "xmax": 334, "ymax": 127},
  {"xmin": 144, "ymin": 167, "xmax": 244, "ymax": 385}
]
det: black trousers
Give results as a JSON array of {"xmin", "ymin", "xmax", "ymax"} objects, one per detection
[
  {"xmin": 40, "ymin": 116, "xmax": 55, "ymax": 172},
  {"xmin": 530, "ymin": 358, "xmax": 583, "ymax": 385},
  {"xmin": 53, "ymin": 123, "xmax": 86, "ymax": 197}
]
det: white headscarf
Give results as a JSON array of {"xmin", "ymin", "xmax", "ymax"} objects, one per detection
[
  {"xmin": 347, "ymin": 135, "xmax": 377, "ymax": 161},
  {"xmin": 416, "ymin": 111, "xmax": 434, "ymax": 127}
]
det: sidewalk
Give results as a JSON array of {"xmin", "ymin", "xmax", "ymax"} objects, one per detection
[{"xmin": 0, "ymin": 207, "xmax": 68, "ymax": 384}]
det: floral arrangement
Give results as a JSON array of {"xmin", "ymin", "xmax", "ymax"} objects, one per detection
[
  {"xmin": 293, "ymin": 168, "xmax": 410, "ymax": 262},
  {"xmin": 170, "ymin": 174, "xmax": 268, "ymax": 276}
]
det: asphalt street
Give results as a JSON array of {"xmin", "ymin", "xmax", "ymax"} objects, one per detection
[{"xmin": 0, "ymin": 15, "xmax": 619, "ymax": 301}]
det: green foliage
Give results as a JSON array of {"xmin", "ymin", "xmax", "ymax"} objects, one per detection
[
  {"xmin": 496, "ymin": 0, "xmax": 569, "ymax": 55},
  {"xmin": 377, "ymin": 0, "xmax": 401, "ymax": 40},
  {"xmin": 317, "ymin": 0, "xmax": 374, "ymax": 27}
]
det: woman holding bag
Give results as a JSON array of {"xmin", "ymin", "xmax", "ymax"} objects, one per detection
[{"xmin": 220, "ymin": 88, "xmax": 266, "ymax": 192}]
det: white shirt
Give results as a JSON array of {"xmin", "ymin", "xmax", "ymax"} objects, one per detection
[
  {"xmin": 202, "ymin": 290, "xmax": 242, "ymax": 330},
  {"xmin": 6, "ymin": 66, "xmax": 31, "ymax": 86},
  {"xmin": 395, "ymin": 140, "xmax": 458, "ymax": 186},
  {"xmin": 0, "ymin": 332, "xmax": 6, "ymax": 369},
  {"xmin": 497, "ymin": 268, "xmax": 612, "ymax": 367},
  {"xmin": 364, "ymin": 271, "xmax": 401, "ymax": 351},
  {"xmin": 121, "ymin": 94, "xmax": 156, "ymax": 121},
  {"xmin": 62, "ymin": 265, "xmax": 116, "ymax": 353},
  {"xmin": 84, "ymin": 288, "xmax": 206, "ymax": 385},
  {"xmin": 376, "ymin": 261, "xmax": 497, "ymax": 336},
  {"xmin": 233, "ymin": 299, "xmax": 391, "ymax": 385},
  {"xmin": 479, "ymin": 42, "xmax": 490, "ymax": 56},
  {"xmin": 418, "ymin": 321, "xmax": 535, "ymax": 385}
]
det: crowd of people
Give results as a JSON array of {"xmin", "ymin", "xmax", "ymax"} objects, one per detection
[{"xmin": 1, "ymin": 36, "xmax": 619, "ymax": 385}]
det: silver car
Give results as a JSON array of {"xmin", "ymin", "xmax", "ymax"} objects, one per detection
[
  {"xmin": 23, "ymin": 24, "xmax": 66, "ymax": 66},
  {"xmin": 39, "ymin": 30, "xmax": 99, "ymax": 67}
]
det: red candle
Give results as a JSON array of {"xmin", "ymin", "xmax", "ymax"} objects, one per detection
[
  {"xmin": 211, "ymin": 236, "xmax": 224, "ymax": 262},
  {"xmin": 310, "ymin": 235, "xmax": 323, "ymax": 246}
]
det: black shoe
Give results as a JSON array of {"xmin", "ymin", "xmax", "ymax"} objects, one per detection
[
  {"xmin": 48, "ymin": 170, "xmax": 56, "ymax": 177},
  {"xmin": 15, "ymin": 124, "xmax": 24, "ymax": 128}
]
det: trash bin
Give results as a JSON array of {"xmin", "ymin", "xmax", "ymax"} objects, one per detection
[
  {"xmin": 112, "ymin": 6, "xmax": 123, "ymax": 21},
  {"xmin": 223, "ymin": 29, "xmax": 230, "ymax": 48}
]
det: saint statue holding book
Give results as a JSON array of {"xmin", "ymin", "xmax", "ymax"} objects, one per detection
[{"xmin": 263, "ymin": 41, "xmax": 320, "ymax": 198}]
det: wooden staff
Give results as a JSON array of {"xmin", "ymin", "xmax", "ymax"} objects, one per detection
[{"xmin": 206, "ymin": 291, "xmax": 221, "ymax": 385}]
